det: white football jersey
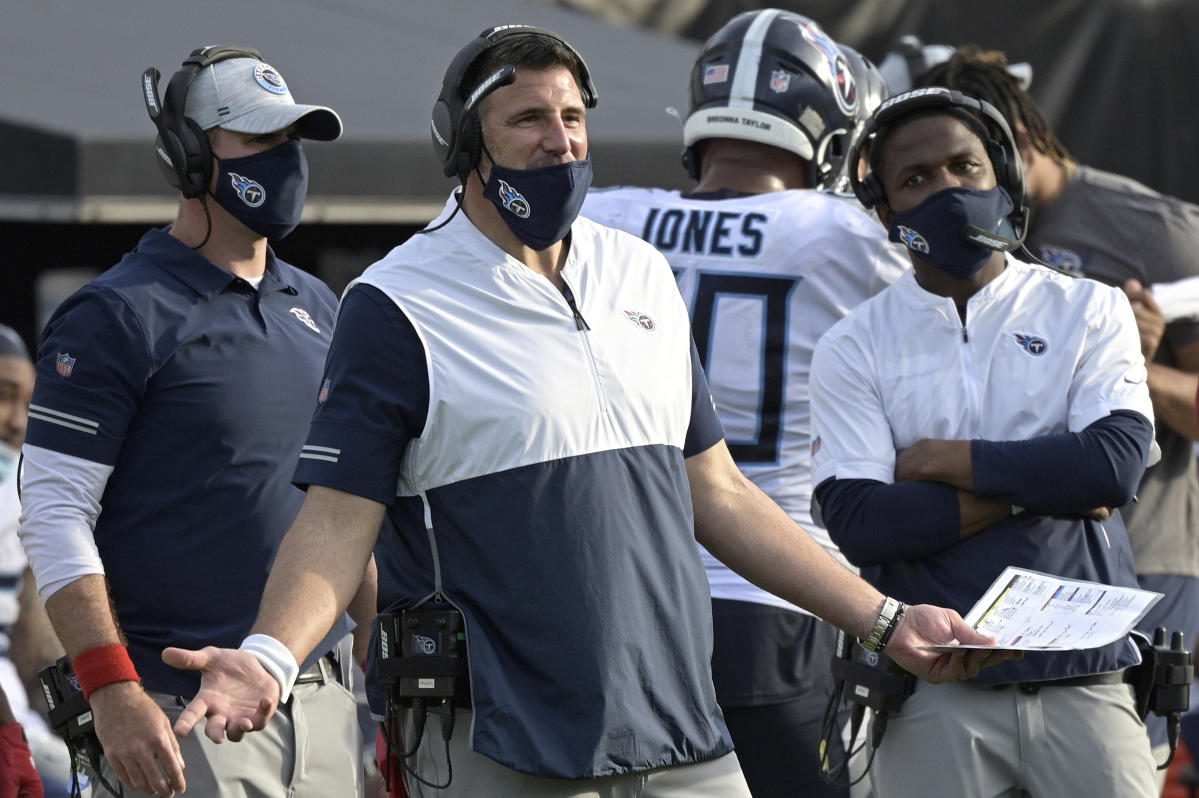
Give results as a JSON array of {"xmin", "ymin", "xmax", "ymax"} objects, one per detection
[{"xmin": 584, "ymin": 186, "xmax": 909, "ymax": 611}]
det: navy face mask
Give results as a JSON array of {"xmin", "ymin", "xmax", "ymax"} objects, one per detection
[
  {"xmin": 887, "ymin": 185, "xmax": 1015, "ymax": 278},
  {"xmin": 211, "ymin": 139, "xmax": 309, "ymax": 240},
  {"xmin": 482, "ymin": 157, "xmax": 593, "ymax": 251}
]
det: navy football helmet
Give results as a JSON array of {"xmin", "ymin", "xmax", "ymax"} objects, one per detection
[
  {"xmin": 824, "ymin": 44, "xmax": 890, "ymax": 195},
  {"xmin": 682, "ymin": 9, "xmax": 859, "ymax": 189}
]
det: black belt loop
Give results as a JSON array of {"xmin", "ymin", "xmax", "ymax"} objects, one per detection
[{"xmin": 988, "ymin": 669, "xmax": 1127, "ymax": 695}]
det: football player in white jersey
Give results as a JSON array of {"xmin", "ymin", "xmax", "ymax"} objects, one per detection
[{"xmin": 582, "ymin": 10, "xmax": 908, "ymax": 798}]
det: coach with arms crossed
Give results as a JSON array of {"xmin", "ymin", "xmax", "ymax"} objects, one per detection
[
  {"xmin": 167, "ymin": 28, "xmax": 1006, "ymax": 798},
  {"xmin": 811, "ymin": 87, "xmax": 1159, "ymax": 797}
]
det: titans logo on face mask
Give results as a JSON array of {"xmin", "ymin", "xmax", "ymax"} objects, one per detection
[
  {"xmin": 887, "ymin": 185, "xmax": 1015, "ymax": 278},
  {"xmin": 496, "ymin": 179, "xmax": 531, "ymax": 218},
  {"xmin": 228, "ymin": 173, "xmax": 266, "ymax": 207},
  {"xmin": 211, "ymin": 139, "xmax": 309, "ymax": 240},
  {"xmin": 483, "ymin": 158, "xmax": 593, "ymax": 251}
]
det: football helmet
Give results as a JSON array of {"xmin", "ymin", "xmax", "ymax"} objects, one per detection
[{"xmin": 682, "ymin": 9, "xmax": 859, "ymax": 188}]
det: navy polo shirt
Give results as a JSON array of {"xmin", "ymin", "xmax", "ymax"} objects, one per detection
[{"xmin": 26, "ymin": 228, "xmax": 348, "ymax": 695}]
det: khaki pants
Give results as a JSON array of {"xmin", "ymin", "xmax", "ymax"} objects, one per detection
[
  {"xmin": 871, "ymin": 680, "xmax": 1157, "ymax": 798},
  {"xmin": 397, "ymin": 708, "xmax": 750, "ymax": 798},
  {"xmin": 93, "ymin": 677, "xmax": 363, "ymax": 798}
]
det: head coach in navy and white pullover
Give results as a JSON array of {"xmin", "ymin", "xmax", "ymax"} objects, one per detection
[
  {"xmin": 17, "ymin": 47, "xmax": 367, "ymax": 798},
  {"xmin": 163, "ymin": 26, "xmax": 1012, "ymax": 798}
]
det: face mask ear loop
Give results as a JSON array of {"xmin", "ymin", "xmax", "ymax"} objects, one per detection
[
  {"xmin": 188, "ymin": 193, "xmax": 214, "ymax": 251},
  {"xmin": 476, "ymin": 140, "xmax": 497, "ymax": 187}
]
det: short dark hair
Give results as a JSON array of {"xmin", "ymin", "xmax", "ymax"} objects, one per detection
[
  {"xmin": 916, "ymin": 46, "xmax": 1072, "ymax": 163},
  {"xmin": 460, "ymin": 32, "xmax": 587, "ymax": 106},
  {"xmin": 869, "ymin": 105, "xmax": 992, "ymax": 190}
]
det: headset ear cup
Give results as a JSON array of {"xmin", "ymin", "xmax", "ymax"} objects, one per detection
[
  {"xmin": 181, "ymin": 118, "xmax": 213, "ymax": 198},
  {"xmin": 859, "ymin": 173, "xmax": 885, "ymax": 210},
  {"xmin": 681, "ymin": 146, "xmax": 699, "ymax": 181},
  {"xmin": 455, "ymin": 112, "xmax": 482, "ymax": 179},
  {"xmin": 988, "ymin": 141, "xmax": 1012, "ymax": 196},
  {"xmin": 154, "ymin": 134, "xmax": 184, "ymax": 191},
  {"xmin": 431, "ymin": 99, "xmax": 456, "ymax": 176}
]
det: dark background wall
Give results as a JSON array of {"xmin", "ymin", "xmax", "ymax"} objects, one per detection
[
  {"xmin": 0, "ymin": 222, "xmax": 416, "ymax": 352},
  {"xmin": 552, "ymin": 0, "xmax": 1199, "ymax": 207}
]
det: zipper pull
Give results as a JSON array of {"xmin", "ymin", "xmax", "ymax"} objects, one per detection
[
  {"xmin": 562, "ymin": 285, "xmax": 590, "ymax": 331},
  {"xmin": 962, "ymin": 326, "xmax": 969, "ymax": 343}
]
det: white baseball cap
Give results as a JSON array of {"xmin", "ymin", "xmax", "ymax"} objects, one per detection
[{"xmin": 184, "ymin": 56, "xmax": 342, "ymax": 141}]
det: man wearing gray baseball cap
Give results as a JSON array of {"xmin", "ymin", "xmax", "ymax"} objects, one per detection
[{"xmin": 17, "ymin": 46, "xmax": 372, "ymax": 797}]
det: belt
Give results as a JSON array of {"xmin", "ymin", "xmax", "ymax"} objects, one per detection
[
  {"xmin": 294, "ymin": 652, "xmax": 342, "ymax": 686},
  {"xmin": 988, "ymin": 669, "xmax": 1127, "ymax": 695}
]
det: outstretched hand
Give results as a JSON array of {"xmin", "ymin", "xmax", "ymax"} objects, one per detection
[
  {"xmin": 162, "ymin": 646, "xmax": 280, "ymax": 744},
  {"xmin": 885, "ymin": 604, "xmax": 1020, "ymax": 683}
]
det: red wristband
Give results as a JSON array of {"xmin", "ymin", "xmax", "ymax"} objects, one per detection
[{"xmin": 73, "ymin": 644, "xmax": 140, "ymax": 699}]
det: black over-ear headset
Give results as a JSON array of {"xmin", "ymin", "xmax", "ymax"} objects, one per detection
[
  {"xmin": 430, "ymin": 25, "xmax": 598, "ymax": 181},
  {"xmin": 142, "ymin": 46, "xmax": 263, "ymax": 198},
  {"xmin": 848, "ymin": 87, "xmax": 1028, "ymax": 244}
]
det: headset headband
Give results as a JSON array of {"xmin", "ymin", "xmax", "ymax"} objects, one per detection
[
  {"xmin": 430, "ymin": 25, "xmax": 597, "ymax": 180},
  {"xmin": 142, "ymin": 45, "xmax": 263, "ymax": 197},
  {"xmin": 847, "ymin": 86, "xmax": 1028, "ymax": 247}
]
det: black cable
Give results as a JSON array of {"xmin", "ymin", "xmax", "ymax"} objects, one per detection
[
  {"xmin": 380, "ymin": 697, "xmax": 455, "ymax": 790},
  {"xmin": 188, "ymin": 194, "xmax": 214, "ymax": 251},
  {"xmin": 416, "ymin": 187, "xmax": 466, "ymax": 236},
  {"xmin": 75, "ymin": 738, "xmax": 123, "ymax": 798},
  {"xmin": 1158, "ymin": 713, "xmax": 1181, "ymax": 770}
]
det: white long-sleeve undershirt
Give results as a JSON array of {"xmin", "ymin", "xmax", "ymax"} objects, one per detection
[{"xmin": 17, "ymin": 443, "xmax": 110, "ymax": 600}]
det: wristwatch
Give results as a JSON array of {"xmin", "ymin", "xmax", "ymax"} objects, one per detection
[{"xmin": 860, "ymin": 596, "xmax": 906, "ymax": 653}]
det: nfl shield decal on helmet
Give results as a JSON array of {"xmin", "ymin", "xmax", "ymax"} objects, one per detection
[
  {"xmin": 622, "ymin": 310, "xmax": 656, "ymax": 331},
  {"xmin": 770, "ymin": 69, "xmax": 791, "ymax": 93},
  {"xmin": 896, "ymin": 225, "xmax": 930, "ymax": 254},
  {"xmin": 56, "ymin": 352, "xmax": 76, "ymax": 377}
]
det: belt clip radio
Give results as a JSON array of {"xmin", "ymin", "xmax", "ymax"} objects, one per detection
[
  {"xmin": 38, "ymin": 656, "xmax": 97, "ymax": 750},
  {"xmin": 375, "ymin": 603, "xmax": 469, "ymax": 790},
  {"xmin": 376, "ymin": 604, "xmax": 470, "ymax": 707},
  {"xmin": 1128, "ymin": 627, "xmax": 1192, "ymax": 770},
  {"xmin": 39, "ymin": 656, "xmax": 121, "ymax": 797}
]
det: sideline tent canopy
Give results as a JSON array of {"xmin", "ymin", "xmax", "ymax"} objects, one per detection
[{"xmin": 0, "ymin": 0, "xmax": 699, "ymax": 222}]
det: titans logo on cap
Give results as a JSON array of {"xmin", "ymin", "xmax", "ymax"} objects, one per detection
[
  {"xmin": 254, "ymin": 63, "xmax": 288, "ymax": 95},
  {"xmin": 896, "ymin": 225, "xmax": 930, "ymax": 254},
  {"xmin": 497, "ymin": 179, "xmax": 531, "ymax": 218},
  {"xmin": 229, "ymin": 173, "xmax": 266, "ymax": 207}
]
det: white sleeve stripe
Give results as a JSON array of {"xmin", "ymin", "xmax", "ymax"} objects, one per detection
[
  {"xmin": 298, "ymin": 453, "xmax": 339, "ymax": 463},
  {"xmin": 28, "ymin": 411, "xmax": 99, "ymax": 435},
  {"xmin": 28, "ymin": 405, "xmax": 100, "ymax": 428},
  {"xmin": 301, "ymin": 445, "xmax": 341, "ymax": 455}
]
